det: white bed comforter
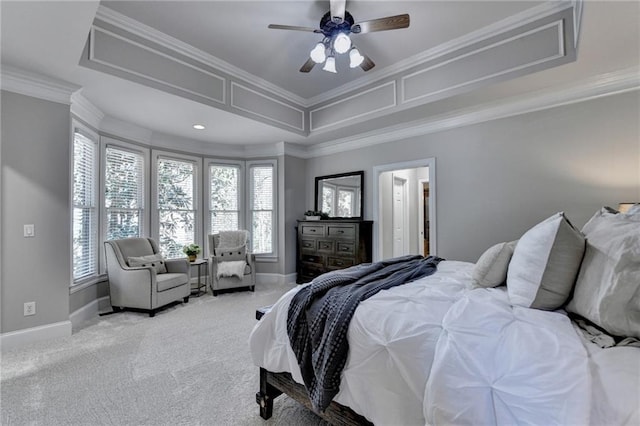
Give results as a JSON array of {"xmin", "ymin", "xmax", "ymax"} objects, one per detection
[{"xmin": 249, "ymin": 261, "xmax": 640, "ymax": 425}]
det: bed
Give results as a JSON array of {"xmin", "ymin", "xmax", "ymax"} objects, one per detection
[{"xmin": 249, "ymin": 207, "xmax": 640, "ymax": 425}]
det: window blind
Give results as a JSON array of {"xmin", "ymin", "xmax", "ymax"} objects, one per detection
[
  {"xmin": 209, "ymin": 164, "xmax": 240, "ymax": 233},
  {"xmin": 249, "ymin": 164, "xmax": 274, "ymax": 254},
  {"xmin": 72, "ymin": 131, "xmax": 98, "ymax": 280},
  {"xmin": 105, "ymin": 146, "xmax": 144, "ymax": 240}
]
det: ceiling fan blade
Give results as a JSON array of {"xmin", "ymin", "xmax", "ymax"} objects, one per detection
[
  {"xmin": 330, "ymin": 0, "xmax": 346, "ymax": 22},
  {"xmin": 268, "ymin": 24, "xmax": 321, "ymax": 33},
  {"xmin": 300, "ymin": 58, "xmax": 316, "ymax": 73},
  {"xmin": 360, "ymin": 53, "xmax": 375, "ymax": 72},
  {"xmin": 351, "ymin": 14, "xmax": 410, "ymax": 34}
]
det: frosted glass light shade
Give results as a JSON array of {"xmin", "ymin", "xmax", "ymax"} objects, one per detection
[
  {"xmin": 349, "ymin": 48, "xmax": 364, "ymax": 68},
  {"xmin": 323, "ymin": 56, "xmax": 337, "ymax": 73},
  {"xmin": 310, "ymin": 43, "xmax": 326, "ymax": 64},
  {"xmin": 333, "ymin": 32, "xmax": 351, "ymax": 54}
]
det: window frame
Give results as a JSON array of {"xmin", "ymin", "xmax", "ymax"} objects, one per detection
[
  {"xmin": 246, "ymin": 159, "xmax": 277, "ymax": 259},
  {"xmin": 99, "ymin": 137, "xmax": 150, "ymax": 273},
  {"xmin": 205, "ymin": 158, "xmax": 245, "ymax": 255},
  {"xmin": 151, "ymin": 150, "xmax": 202, "ymax": 259},
  {"xmin": 71, "ymin": 120, "xmax": 100, "ymax": 286}
]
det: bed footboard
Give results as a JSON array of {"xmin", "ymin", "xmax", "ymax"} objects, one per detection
[{"xmin": 256, "ymin": 367, "xmax": 372, "ymax": 425}]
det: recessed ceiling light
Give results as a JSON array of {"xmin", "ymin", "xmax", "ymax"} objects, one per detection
[{"xmin": 193, "ymin": 124, "xmax": 205, "ymax": 130}]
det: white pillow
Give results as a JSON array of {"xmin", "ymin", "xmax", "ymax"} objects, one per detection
[
  {"xmin": 566, "ymin": 208, "xmax": 640, "ymax": 338},
  {"xmin": 128, "ymin": 254, "xmax": 167, "ymax": 274},
  {"xmin": 507, "ymin": 212, "xmax": 585, "ymax": 310},
  {"xmin": 472, "ymin": 241, "xmax": 517, "ymax": 288}
]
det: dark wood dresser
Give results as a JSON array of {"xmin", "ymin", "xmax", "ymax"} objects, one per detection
[{"xmin": 296, "ymin": 219, "xmax": 373, "ymax": 284}]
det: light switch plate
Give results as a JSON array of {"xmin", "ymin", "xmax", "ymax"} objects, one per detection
[{"xmin": 24, "ymin": 224, "xmax": 35, "ymax": 238}]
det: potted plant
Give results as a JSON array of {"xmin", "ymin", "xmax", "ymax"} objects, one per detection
[
  {"xmin": 182, "ymin": 243, "xmax": 201, "ymax": 262},
  {"xmin": 304, "ymin": 210, "xmax": 328, "ymax": 220}
]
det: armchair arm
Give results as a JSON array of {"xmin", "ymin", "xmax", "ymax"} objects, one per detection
[{"xmin": 165, "ymin": 258, "xmax": 189, "ymax": 274}]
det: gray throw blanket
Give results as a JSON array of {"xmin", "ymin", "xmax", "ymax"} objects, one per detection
[{"xmin": 287, "ymin": 255, "xmax": 443, "ymax": 412}]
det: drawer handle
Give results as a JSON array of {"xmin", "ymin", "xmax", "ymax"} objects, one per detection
[
  {"xmin": 337, "ymin": 230, "xmax": 344, "ymax": 234},
  {"xmin": 304, "ymin": 243, "xmax": 311, "ymax": 247},
  {"xmin": 310, "ymin": 229, "xmax": 316, "ymax": 232},
  {"xmin": 342, "ymin": 247, "xmax": 350, "ymax": 251},
  {"xmin": 336, "ymin": 261, "xmax": 343, "ymax": 266}
]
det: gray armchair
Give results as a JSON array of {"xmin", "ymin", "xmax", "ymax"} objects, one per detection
[
  {"xmin": 104, "ymin": 237, "xmax": 190, "ymax": 317},
  {"xmin": 209, "ymin": 231, "xmax": 256, "ymax": 296}
]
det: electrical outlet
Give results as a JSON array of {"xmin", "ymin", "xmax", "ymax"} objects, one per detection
[
  {"xmin": 24, "ymin": 301, "xmax": 36, "ymax": 316},
  {"xmin": 24, "ymin": 224, "xmax": 35, "ymax": 238}
]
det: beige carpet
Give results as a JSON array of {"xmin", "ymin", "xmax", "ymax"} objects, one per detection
[{"xmin": 1, "ymin": 283, "xmax": 328, "ymax": 425}]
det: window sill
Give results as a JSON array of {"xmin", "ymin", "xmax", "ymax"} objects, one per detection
[
  {"xmin": 255, "ymin": 256, "xmax": 278, "ymax": 263},
  {"xmin": 70, "ymin": 274, "xmax": 108, "ymax": 294}
]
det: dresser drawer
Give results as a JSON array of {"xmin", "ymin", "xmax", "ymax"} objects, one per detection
[
  {"xmin": 299, "ymin": 265, "xmax": 324, "ymax": 283},
  {"xmin": 327, "ymin": 225, "xmax": 355, "ymax": 238},
  {"xmin": 301, "ymin": 224, "xmax": 325, "ymax": 236},
  {"xmin": 300, "ymin": 239, "xmax": 316, "ymax": 251},
  {"xmin": 327, "ymin": 257, "xmax": 355, "ymax": 269},
  {"xmin": 301, "ymin": 253, "xmax": 324, "ymax": 265},
  {"xmin": 317, "ymin": 240, "xmax": 334, "ymax": 253},
  {"xmin": 335, "ymin": 242, "xmax": 355, "ymax": 255}
]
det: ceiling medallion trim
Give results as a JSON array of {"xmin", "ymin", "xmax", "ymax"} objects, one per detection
[{"xmin": 305, "ymin": 67, "xmax": 639, "ymax": 159}]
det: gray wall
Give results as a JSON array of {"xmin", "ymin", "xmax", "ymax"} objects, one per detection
[
  {"xmin": 306, "ymin": 91, "xmax": 640, "ymax": 263},
  {"xmin": 284, "ymin": 155, "xmax": 307, "ymax": 274},
  {"xmin": 1, "ymin": 91, "xmax": 72, "ymax": 333}
]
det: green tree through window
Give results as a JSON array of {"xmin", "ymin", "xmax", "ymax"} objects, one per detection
[{"xmin": 157, "ymin": 158, "xmax": 195, "ymax": 258}]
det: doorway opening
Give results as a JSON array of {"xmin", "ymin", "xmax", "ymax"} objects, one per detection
[{"xmin": 373, "ymin": 159, "xmax": 436, "ymax": 261}]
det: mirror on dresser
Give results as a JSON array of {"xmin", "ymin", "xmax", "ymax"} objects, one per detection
[{"xmin": 314, "ymin": 170, "xmax": 364, "ymax": 219}]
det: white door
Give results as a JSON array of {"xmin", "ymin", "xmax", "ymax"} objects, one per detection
[{"xmin": 392, "ymin": 176, "xmax": 407, "ymax": 257}]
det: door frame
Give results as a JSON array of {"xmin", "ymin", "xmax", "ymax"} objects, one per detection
[{"xmin": 372, "ymin": 158, "xmax": 437, "ymax": 261}]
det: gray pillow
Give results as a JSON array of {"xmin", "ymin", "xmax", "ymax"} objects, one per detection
[
  {"xmin": 507, "ymin": 212, "xmax": 585, "ymax": 310},
  {"xmin": 566, "ymin": 208, "xmax": 640, "ymax": 338},
  {"xmin": 128, "ymin": 254, "xmax": 167, "ymax": 274},
  {"xmin": 472, "ymin": 241, "xmax": 517, "ymax": 288}
]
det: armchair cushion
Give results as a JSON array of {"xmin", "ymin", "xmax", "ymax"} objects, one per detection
[
  {"xmin": 157, "ymin": 273, "xmax": 188, "ymax": 292},
  {"xmin": 128, "ymin": 254, "xmax": 167, "ymax": 274}
]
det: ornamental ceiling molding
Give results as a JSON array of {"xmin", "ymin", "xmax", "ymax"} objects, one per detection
[
  {"xmin": 1, "ymin": 65, "xmax": 80, "ymax": 105},
  {"xmin": 302, "ymin": 66, "xmax": 640, "ymax": 159},
  {"xmin": 91, "ymin": 0, "xmax": 582, "ymax": 131}
]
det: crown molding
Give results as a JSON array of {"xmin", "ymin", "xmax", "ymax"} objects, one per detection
[
  {"xmin": 95, "ymin": 6, "xmax": 307, "ymax": 108},
  {"xmin": 0, "ymin": 65, "xmax": 81, "ymax": 105},
  {"xmin": 306, "ymin": 0, "xmax": 580, "ymax": 106},
  {"xmin": 70, "ymin": 92, "xmax": 105, "ymax": 129},
  {"xmin": 306, "ymin": 66, "xmax": 639, "ymax": 158}
]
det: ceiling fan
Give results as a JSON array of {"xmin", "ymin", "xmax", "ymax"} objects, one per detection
[{"xmin": 268, "ymin": 0, "xmax": 410, "ymax": 73}]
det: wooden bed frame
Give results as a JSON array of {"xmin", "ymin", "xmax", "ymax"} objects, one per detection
[
  {"xmin": 254, "ymin": 307, "xmax": 372, "ymax": 425},
  {"xmin": 256, "ymin": 368, "xmax": 372, "ymax": 426}
]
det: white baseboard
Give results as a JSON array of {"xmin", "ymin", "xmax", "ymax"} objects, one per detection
[
  {"xmin": 1, "ymin": 320, "xmax": 72, "ymax": 352},
  {"xmin": 256, "ymin": 272, "xmax": 297, "ymax": 286},
  {"xmin": 70, "ymin": 296, "xmax": 111, "ymax": 331}
]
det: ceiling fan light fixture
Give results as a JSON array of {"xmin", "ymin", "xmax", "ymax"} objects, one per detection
[
  {"xmin": 323, "ymin": 56, "xmax": 337, "ymax": 73},
  {"xmin": 310, "ymin": 42, "xmax": 326, "ymax": 64},
  {"xmin": 349, "ymin": 47, "xmax": 364, "ymax": 68},
  {"xmin": 333, "ymin": 32, "xmax": 351, "ymax": 54}
]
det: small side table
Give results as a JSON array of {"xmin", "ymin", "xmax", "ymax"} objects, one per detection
[{"xmin": 189, "ymin": 259, "xmax": 208, "ymax": 297}]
